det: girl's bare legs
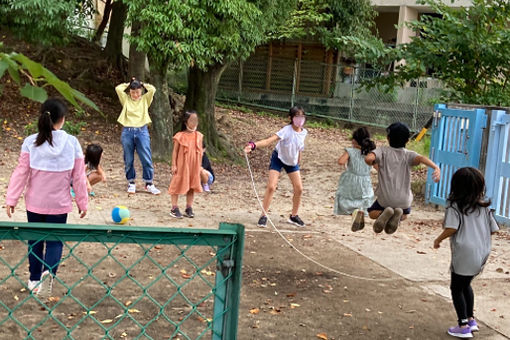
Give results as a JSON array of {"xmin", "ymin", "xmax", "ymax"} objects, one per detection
[
  {"xmin": 186, "ymin": 190, "xmax": 194, "ymax": 208},
  {"xmin": 200, "ymin": 168, "xmax": 209, "ymax": 184},
  {"xmin": 287, "ymin": 171, "xmax": 303, "ymax": 216},
  {"xmin": 261, "ymin": 170, "xmax": 280, "ymax": 215},
  {"xmin": 171, "ymin": 194, "xmax": 179, "ymax": 208},
  {"xmin": 88, "ymin": 172, "xmax": 103, "ymax": 186}
]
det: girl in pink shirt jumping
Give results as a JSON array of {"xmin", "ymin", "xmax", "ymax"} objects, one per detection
[{"xmin": 5, "ymin": 98, "xmax": 88, "ymax": 296}]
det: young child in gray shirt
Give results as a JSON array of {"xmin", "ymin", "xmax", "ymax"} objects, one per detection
[
  {"xmin": 434, "ymin": 167, "xmax": 499, "ymax": 338},
  {"xmin": 364, "ymin": 122, "xmax": 440, "ymax": 233}
]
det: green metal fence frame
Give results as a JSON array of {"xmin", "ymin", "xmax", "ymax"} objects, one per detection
[{"xmin": 0, "ymin": 221, "xmax": 244, "ymax": 340}]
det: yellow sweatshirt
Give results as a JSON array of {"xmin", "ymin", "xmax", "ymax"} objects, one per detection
[{"xmin": 115, "ymin": 83, "xmax": 156, "ymax": 127}]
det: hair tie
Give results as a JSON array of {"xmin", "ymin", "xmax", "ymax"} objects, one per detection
[{"xmin": 45, "ymin": 111, "xmax": 51, "ymax": 116}]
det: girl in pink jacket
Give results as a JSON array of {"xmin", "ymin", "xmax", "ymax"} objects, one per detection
[{"xmin": 5, "ymin": 98, "xmax": 88, "ymax": 296}]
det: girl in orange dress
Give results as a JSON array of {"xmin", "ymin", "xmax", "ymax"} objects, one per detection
[{"xmin": 168, "ymin": 111, "xmax": 203, "ymax": 218}]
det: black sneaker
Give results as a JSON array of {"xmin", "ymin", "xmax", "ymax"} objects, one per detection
[
  {"xmin": 257, "ymin": 215, "xmax": 267, "ymax": 228},
  {"xmin": 184, "ymin": 207, "xmax": 194, "ymax": 218},
  {"xmin": 288, "ymin": 215, "xmax": 305, "ymax": 227},
  {"xmin": 169, "ymin": 207, "xmax": 183, "ymax": 219}
]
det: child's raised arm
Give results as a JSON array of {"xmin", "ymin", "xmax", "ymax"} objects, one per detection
[
  {"xmin": 244, "ymin": 134, "xmax": 280, "ymax": 153},
  {"xmin": 142, "ymin": 83, "xmax": 156, "ymax": 106},
  {"xmin": 413, "ymin": 155, "xmax": 440, "ymax": 182},
  {"xmin": 115, "ymin": 83, "xmax": 129, "ymax": 106}
]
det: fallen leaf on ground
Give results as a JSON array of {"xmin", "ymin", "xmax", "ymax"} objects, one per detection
[
  {"xmin": 101, "ymin": 319, "xmax": 113, "ymax": 324},
  {"xmin": 249, "ymin": 308, "xmax": 260, "ymax": 314},
  {"xmin": 316, "ymin": 333, "xmax": 328, "ymax": 340}
]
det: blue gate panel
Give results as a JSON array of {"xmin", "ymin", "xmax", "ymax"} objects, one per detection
[
  {"xmin": 485, "ymin": 110, "xmax": 510, "ymax": 226},
  {"xmin": 426, "ymin": 104, "xmax": 487, "ymax": 206}
]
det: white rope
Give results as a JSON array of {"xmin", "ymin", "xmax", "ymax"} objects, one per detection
[{"xmin": 244, "ymin": 151, "xmax": 399, "ymax": 282}]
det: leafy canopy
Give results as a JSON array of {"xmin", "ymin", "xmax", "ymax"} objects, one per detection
[
  {"xmin": 0, "ymin": 0, "xmax": 96, "ymax": 45},
  {"xmin": 339, "ymin": 0, "xmax": 510, "ymax": 106},
  {"xmin": 277, "ymin": 0, "xmax": 377, "ymax": 48},
  {"xmin": 124, "ymin": 0, "xmax": 295, "ymax": 69}
]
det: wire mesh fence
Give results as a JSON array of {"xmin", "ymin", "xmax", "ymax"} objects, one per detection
[
  {"xmin": 217, "ymin": 58, "xmax": 443, "ymax": 130},
  {"xmin": 0, "ymin": 222, "xmax": 244, "ymax": 340}
]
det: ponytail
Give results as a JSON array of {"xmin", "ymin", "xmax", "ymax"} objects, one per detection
[
  {"xmin": 35, "ymin": 98, "xmax": 67, "ymax": 147},
  {"xmin": 352, "ymin": 127, "xmax": 375, "ymax": 155}
]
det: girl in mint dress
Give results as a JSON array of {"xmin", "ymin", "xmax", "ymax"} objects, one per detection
[{"xmin": 334, "ymin": 127, "xmax": 376, "ymax": 230}]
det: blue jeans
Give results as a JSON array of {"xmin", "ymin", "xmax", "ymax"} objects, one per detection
[
  {"xmin": 27, "ymin": 211, "xmax": 67, "ymax": 281},
  {"xmin": 121, "ymin": 126, "xmax": 154, "ymax": 183}
]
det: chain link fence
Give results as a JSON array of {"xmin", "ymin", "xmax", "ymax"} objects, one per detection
[
  {"xmin": 217, "ymin": 57, "xmax": 442, "ymax": 130},
  {"xmin": 0, "ymin": 221, "xmax": 244, "ymax": 340}
]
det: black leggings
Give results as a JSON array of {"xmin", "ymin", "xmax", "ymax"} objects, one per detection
[{"xmin": 450, "ymin": 272, "xmax": 475, "ymax": 325}]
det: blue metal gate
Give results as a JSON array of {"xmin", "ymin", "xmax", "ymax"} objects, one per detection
[
  {"xmin": 426, "ymin": 104, "xmax": 487, "ymax": 205},
  {"xmin": 484, "ymin": 110, "xmax": 510, "ymax": 226}
]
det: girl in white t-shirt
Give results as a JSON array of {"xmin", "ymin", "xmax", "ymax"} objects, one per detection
[{"xmin": 244, "ymin": 106, "xmax": 308, "ymax": 228}]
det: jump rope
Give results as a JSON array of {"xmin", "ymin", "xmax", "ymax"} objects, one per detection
[{"xmin": 243, "ymin": 151, "xmax": 400, "ymax": 282}]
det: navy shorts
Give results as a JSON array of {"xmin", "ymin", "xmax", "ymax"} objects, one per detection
[
  {"xmin": 269, "ymin": 150, "xmax": 299, "ymax": 174},
  {"xmin": 367, "ymin": 200, "xmax": 411, "ymax": 215}
]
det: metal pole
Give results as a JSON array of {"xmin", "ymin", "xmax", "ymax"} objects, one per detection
[
  {"xmin": 291, "ymin": 59, "xmax": 297, "ymax": 108},
  {"xmin": 238, "ymin": 60, "xmax": 243, "ymax": 103},
  {"xmin": 349, "ymin": 67, "xmax": 355, "ymax": 121},
  {"xmin": 412, "ymin": 79, "xmax": 419, "ymax": 130}
]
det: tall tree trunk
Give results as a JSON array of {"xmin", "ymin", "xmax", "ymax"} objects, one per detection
[
  {"xmin": 92, "ymin": 0, "xmax": 112, "ymax": 43},
  {"xmin": 104, "ymin": 0, "xmax": 127, "ymax": 72},
  {"xmin": 128, "ymin": 20, "xmax": 146, "ymax": 81},
  {"xmin": 148, "ymin": 58, "xmax": 173, "ymax": 160},
  {"xmin": 184, "ymin": 63, "xmax": 229, "ymax": 157}
]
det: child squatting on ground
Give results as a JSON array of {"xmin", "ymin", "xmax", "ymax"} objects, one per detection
[
  {"xmin": 115, "ymin": 77, "xmax": 161, "ymax": 196},
  {"xmin": 84, "ymin": 143, "xmax": 106, "ymax": 196},
  {"xmin": 244, "ymin": 106, "xmax": 308, "ymax": 228},
  {"xmin": 365, "ymin": 122, "xmax": 441, "ymax": 234},
  {"xmin": 168, "ymin": 111, "xmax": 203, "ymax": 219},
  {"xmin": 434, "ymin": 167, "xmax": 499, "ymax": 338},
  {"xmin": 5, "ymin": 98, "xmax": 88, "ymax": 296},
  {"xmin": 201, "ymin": 141, "xmax": 215, "ymax": 192},
  {"xmin": 333, "ymin": 127, "xmax": 376, "ymax": 232}
]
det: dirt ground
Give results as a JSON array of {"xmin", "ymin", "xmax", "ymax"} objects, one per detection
[{"xmin": 1, "ymin": 107, "xmax": 509, "ymax": 339}]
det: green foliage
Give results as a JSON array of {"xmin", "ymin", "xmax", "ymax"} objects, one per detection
[
  {"xmin": 63, "ymin": 120, "xmax": 87, "ymax": 136},
  {"xmin": 340, "ymin": 0, "xmax": 510, "ymax": 106},
  {"xmin": 278, "ymin": 0, "xmax": 377, "ymax": 48},
  {"xmin": 407, "ymin": 135, "xmax": 431, "ymax": 157},
  {"xmin": 24, "ymin": 119, "xmax": 86, "ymax": 136},
  {"xmin": 0, "ymin": 1, "xmax": 72, "ymax": 45},
  {"xmin": 0, "ymin": 49, "xmax": 100, "ymax": 114},
  {"xmin": 124, "ymin": 0, "xmax": 295, "ymax": 70}
]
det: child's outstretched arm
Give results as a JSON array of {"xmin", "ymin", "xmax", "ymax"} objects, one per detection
[
  {"xmin": 413, "ymin": 155, "xmax": 440, "ymax": 182},
  {"xmin": 433, "ymin": 228, "xmax": 456, "ymax": 248},
  {"xmin": 337, "ymin": 151, "xmax": 349, "ymax": 167},
  {"xmin": 365, "ymin": 152, "xmax": 376, "ymax": 166},
  {"xmin": 244, "ymin": 134, "xmax": 279, "ymax": 153}
]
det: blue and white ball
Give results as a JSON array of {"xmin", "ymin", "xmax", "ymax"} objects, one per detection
[{"xmin": 111, "ymin": 205, "xmax": 130, "ymax": 224}]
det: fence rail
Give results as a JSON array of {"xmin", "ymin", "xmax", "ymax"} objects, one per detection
[
  {"xmin": 0, "ymin": 221, "xmax": 244, "ymax": 340},
  {"xmin": 218, "ymin": 58, "xmax": 442, "ymax": 130}
]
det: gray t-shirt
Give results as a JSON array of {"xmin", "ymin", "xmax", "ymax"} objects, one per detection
[
  {"xmin": 445, "ymin": 203, "xmax": 499, "ymax": 276},
  {"xmin": 373, "ymin": 146, "xmax": 418, "ymax": 208}
]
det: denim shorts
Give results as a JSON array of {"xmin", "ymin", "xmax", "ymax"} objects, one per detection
[
  {"xmin": 269, "ymin": 150, "xmax": 299, "ymax": 174},
  {"xmin": 367, "ymin": 200, "xmax": 411, "ymax": 215}
]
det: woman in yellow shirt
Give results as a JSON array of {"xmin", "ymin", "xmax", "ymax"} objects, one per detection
[{"xmin": 115, "ymin": 78, "xmax": 161, "ymax": 195}]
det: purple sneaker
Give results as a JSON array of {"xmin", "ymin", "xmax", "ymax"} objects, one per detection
[
  {"xmin": 447, "ymin": 325, "xmax": 473, "ymax": 338},
  {"xmin": 468, "ymin": 319, "xmax": 479, "ymax": 332}
]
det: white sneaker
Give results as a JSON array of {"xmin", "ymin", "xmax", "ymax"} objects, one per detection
[
  {"xmin": 145, "ymin": 184, "xmax": 161, "ymax": 195},
  {"xmin": 27, "ymin": 280, "xmax": 41, "ymax": 294},
  {"xmin": 127, "ymin": 183, "xmax": 136, "ymax": 194},
  {"xmin": 38, "ymin": 270, "xmax": 53, "ymax": 296}
]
